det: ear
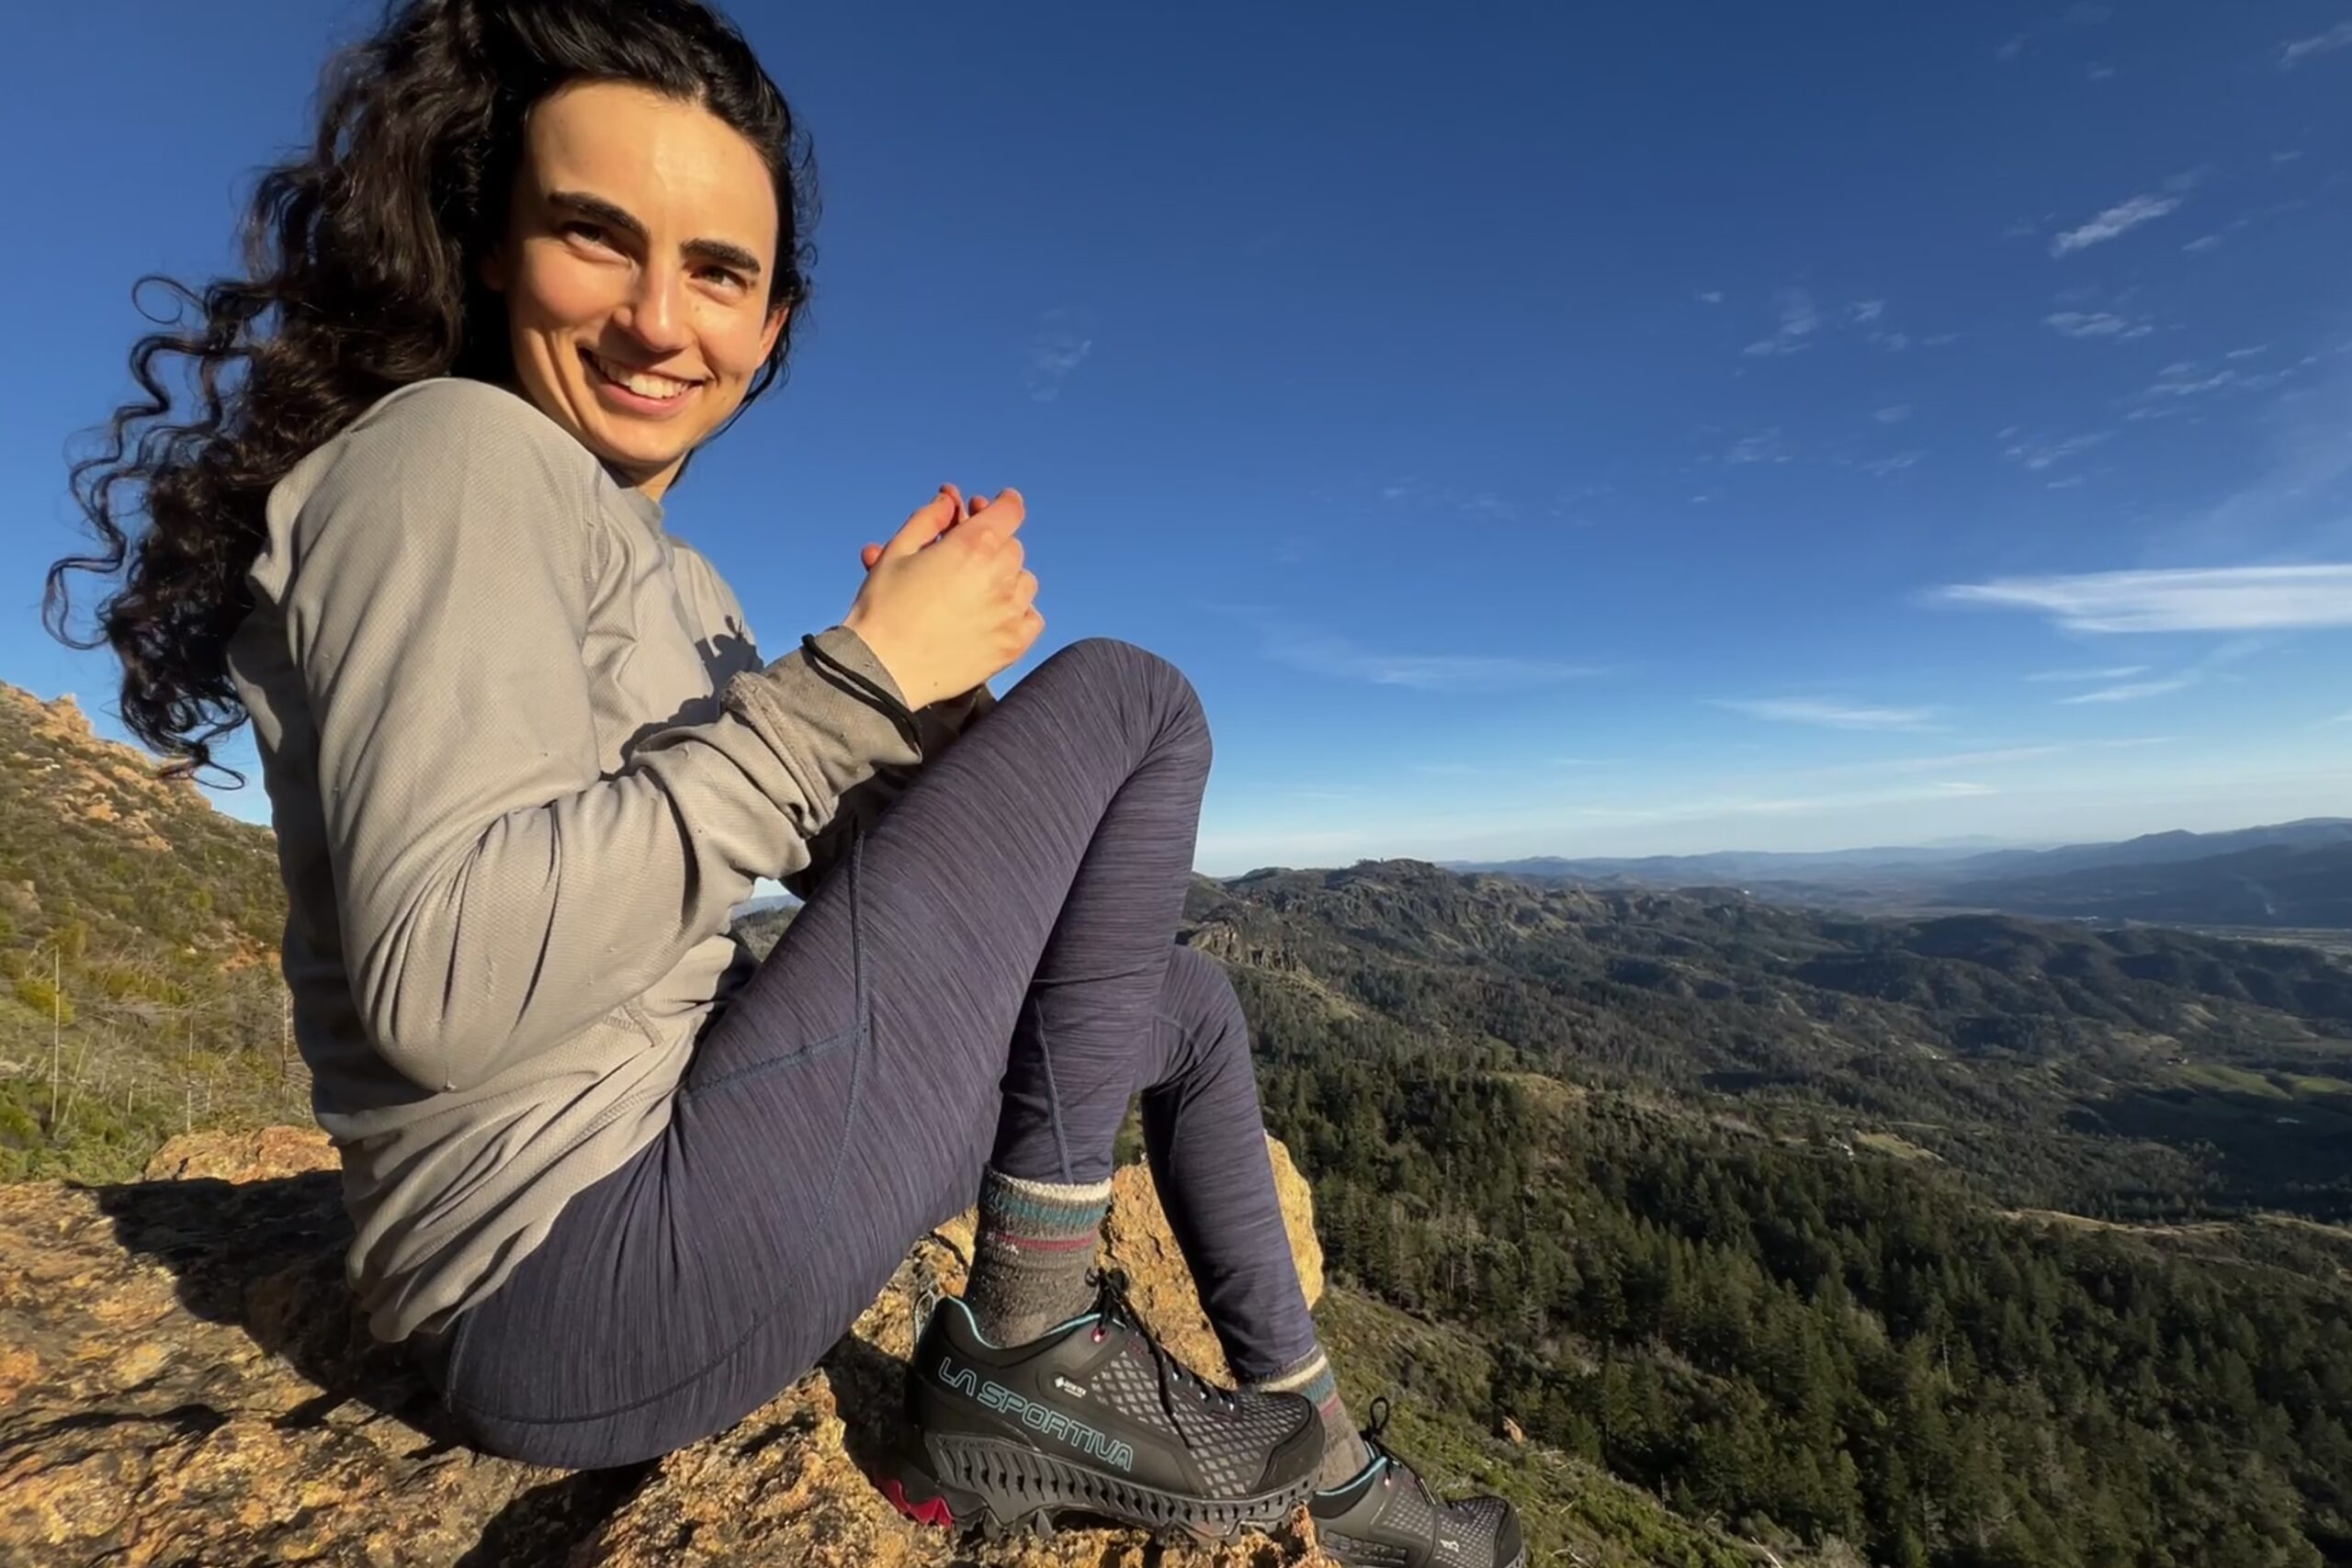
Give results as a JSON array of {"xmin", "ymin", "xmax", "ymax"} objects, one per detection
[
  {"xmin": 758, "ymin": 302, "xmax": 789, "ymax": 359},
  {"xmin": 478, "ymin": 242, "xmax": 510, "ymax": 295}
]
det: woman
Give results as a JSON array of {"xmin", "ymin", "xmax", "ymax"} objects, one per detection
[{"xmin": 47, "ymin": 3, "xmax": 1520, "ymax": 1564}]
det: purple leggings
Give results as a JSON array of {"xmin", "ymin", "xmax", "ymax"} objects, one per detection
[{"xmin": 417, "ymin": 638, "xmax": 1319, "ymax": 1469}]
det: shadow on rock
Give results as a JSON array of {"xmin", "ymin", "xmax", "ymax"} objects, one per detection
[
  {"xmin": 0, "ymin": 1125, "xmax": 1327, "ymax": 1568},
  {"xmin": 99, "ymin": 1168, "xmax": 654, "ymax": 1560},
  {"xmin": 0, "ymin": 1132, "xmax": 650, "ymax": 1567}
]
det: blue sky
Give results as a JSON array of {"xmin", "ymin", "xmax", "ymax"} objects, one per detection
[{"xmin": 8, "ymin": 2, "xmax": 2352, "ymax": 875}]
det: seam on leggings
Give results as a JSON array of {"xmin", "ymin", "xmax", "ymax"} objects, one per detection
[
  {"xmin": 1033, "ymin": 997, "xmax": 1075, "ymax": 1186},
  {"xmin": 682, "ymin": 1016, "xmax": 861, "ymax": 1100},
  {"xmin": 449, "ymin": 827, "xmax": 878, "ymax": 1428}
]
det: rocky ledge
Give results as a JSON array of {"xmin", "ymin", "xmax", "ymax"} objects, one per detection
[{"xmin": 0, "ymin": 1125, "xmax": 1329, "ymax": 1567}]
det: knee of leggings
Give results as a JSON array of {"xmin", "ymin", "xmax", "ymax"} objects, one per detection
[
  {"xmin": 1167, "ymin": 945, "xmax": 1250, "ymax": 1062},
  {"xmin": 1043, "ymin": 637, "xmax": 1208, "ymax": 754}
]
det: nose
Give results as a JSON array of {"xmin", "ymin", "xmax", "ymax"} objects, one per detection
[{"xmin": 614, "ymin": 260, "xmax": 693, "ymax": 358}]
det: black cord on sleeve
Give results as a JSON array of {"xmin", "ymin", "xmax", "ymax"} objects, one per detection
[{"xmin": 802, "ymin": 632, "xmax": 922, "ymax": 750}]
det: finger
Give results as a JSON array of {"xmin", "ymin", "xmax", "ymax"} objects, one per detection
[
  {"xmin": 970, "ymin": 486, "xmax": 1025, "ymax": 536},
  {"xmin": 883, "ymin": 491, "xmax": 958, "ymax": 558},
  {"xmin": 1013, "ymin": 569, "xmax": 1039, "ymax": 608},
  {"xmin": 861, "ymin": 543, "xmax": 883, "ymax": 571}
]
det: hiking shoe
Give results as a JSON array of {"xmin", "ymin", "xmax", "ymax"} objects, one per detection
[
  {"xmin": 888, "ymin": 1268, "xmax": 1324, "ymax": 1542},
  {"xmin": 1310, "ymin": 1399, "xmax": 1525, "ymax": 1568}
]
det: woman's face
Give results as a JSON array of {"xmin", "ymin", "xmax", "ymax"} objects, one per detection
[{"xmin": 483, "ymin": 79, "xmax": 786, "ymax": 500}]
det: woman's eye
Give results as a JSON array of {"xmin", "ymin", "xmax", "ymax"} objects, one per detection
[{"xmin": 563, "ymin": 221, "xmax": 610, "ymax": 247}]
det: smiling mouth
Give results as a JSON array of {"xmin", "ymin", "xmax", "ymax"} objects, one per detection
[{"xmin": 580, "ymin": 346, "xmax": 703, "ymax": 402}]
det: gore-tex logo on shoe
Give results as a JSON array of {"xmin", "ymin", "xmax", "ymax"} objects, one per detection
[
  {"xmin": 937, "ymin": 1358, "xmax": 1136, "ymax": 1472},
  {"xmin": 1053, "ymin": 1376, "xmax": 1088, "ymax": 1398}
]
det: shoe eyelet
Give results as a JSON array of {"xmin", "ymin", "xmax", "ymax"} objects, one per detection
[{"xmin": 1091, "ymin": 1326, "xmax": 1107, "ymax": 1343}]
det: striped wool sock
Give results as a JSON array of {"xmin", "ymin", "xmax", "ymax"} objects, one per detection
[
  {"xmin": 961, "ymin": 1166, "xmax": 1114, "ymax": 1348},
  {"xmin": 1250, "ymin": 1346, "xmax": 1371, "ymax": 1489}
]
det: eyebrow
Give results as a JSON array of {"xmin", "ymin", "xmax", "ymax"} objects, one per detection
[{"xmin": 547, "ymin": 189, "xmax": 765, "ymax": 279}]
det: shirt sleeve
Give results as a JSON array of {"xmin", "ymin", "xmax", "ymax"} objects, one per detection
[
  {"xmin": 281, "ymin": 381, "xmax": 919, "ymax": 1094},
  {"xmin": 777, "ymin": 681, "xmax": 997, "ymax": 902}
]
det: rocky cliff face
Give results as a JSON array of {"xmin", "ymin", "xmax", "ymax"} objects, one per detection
[{"xmin": 0, "ymin": 1125, "xmax": 1329, "ymax": 1566}]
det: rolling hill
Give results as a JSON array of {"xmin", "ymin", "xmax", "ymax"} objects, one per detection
[{"xmin": 1450, "ymin": 817, "xmax": 2352, "ymax": 929}]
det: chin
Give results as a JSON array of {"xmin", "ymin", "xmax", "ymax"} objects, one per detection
[
  {"xmin": 591, "ymin": 429, "xmax": 691, "ymax": 477},
  {"xmin": 562, "ymin": 399, "xmax": 689, "ymax": 471}
]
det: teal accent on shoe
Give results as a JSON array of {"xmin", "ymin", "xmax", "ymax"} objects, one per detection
[
  {"xmin": 1313, "ymin": 1452, "xmax": 1389, "ymax": 1497},
  {"xmin": 943, "ymin": 1292, "xmax": 1104, "ymax": 1351}
]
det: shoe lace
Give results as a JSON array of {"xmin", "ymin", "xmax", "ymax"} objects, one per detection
[
  {"xmin": 1089, "ymin": 1268, "xmax": 1239, "ymax": 1417},
  {"xmin": 1362, "ymin": 1395, "xmax": 1440, "ymax": 1507}
]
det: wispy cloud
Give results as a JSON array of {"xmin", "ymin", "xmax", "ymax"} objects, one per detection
[
  {"xmin": 2045, "ymin": 310, "xmax": 2153, "ymax": 340},
  {"xmin": 1376, "ymin": 478, "xmax": 1520, "ymax": 520},
  {"xmin": 2050, "ymin": 191, "xmax": 2181, "ymax": 256},
  {"xmin": 1571, "ymin": 779, "xmax": 1993, "ymax": 828},
  {"xmin": 2027, "ymin": 666, "xmax": 2150, "ymax": 682},
  {"xmin": 1722, "ymin": 430, "xmax": 1791, "ymax": 466},
  {"xmin": 1935, "ymin": 564, "xmax": 2352, "ymax": 632},
  {"xmin": 1714, "ymin": 697, "xmax": 1938, "ymax": 731},
  {"xmin": 1998, "ymin": 4, "xmax": 2111, "ymax": 62},
  {"xmin": 2324, "ymin": 711, "xmax": 2352, "ymax": 728},
  {"xmin": 2144, "ymin": 351, "xmax": 2352, "ymax": 561},
  {"xmin": 1262, "ymin": 626, "xmax": 1601, "ymax": 690},
  {"xmin": 1743, "ymin": 289, "xmax": 1821, "ymax": 356},
  {"xmin": 2057, "ymin": 675, "xmax": 2196, "ymax": 705},
  {"xmin": 1849, "ymin": 299, "xmax": 1887, "ymax": 324},
  {"xmin": 1697, "ymin": 289, "xmax": 1724, "ymax": 305},
  {"xmin": 2131, "ymin": 355, "xmax": 2305, "ymax": 412},
  {"xmin": 1023, "ymin": 309, "xmax": 1094, "ymax": 401},
  {"xmin": 1865, "ymin": 451, "xmax": 1926, "ymax": 477},
  {"xmin": 2003, "ymin": 430, "xmax": 2112, "ymax": 470},
  {"xmin": 1874, "ymin": 404, "xmax": 1914, "ymax": 423},
  {"xmin": 2280, "ymin": 20, "xmax": 2352, "ymax": 67},
  {"xmin": 1809, "ymin": 745, "xmax": 2064, "ymax": 778},
  {"xmin": 1792, "ymin": 738, "xmax": 2171, "ymax": 785}
]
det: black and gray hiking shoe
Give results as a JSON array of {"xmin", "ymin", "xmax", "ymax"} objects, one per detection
[
  {"xmin": 889, "ymin": 1269, "xmax": 1324, "ymax": 1542},
  {"xmin": 1309, "ymin": 1399, "xmax": 1525, "ymax": 1568}
]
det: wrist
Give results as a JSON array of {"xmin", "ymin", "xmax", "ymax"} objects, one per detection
[{"xmin": 838, "ymin": 614, "xmax": 921, "ymax": 707}]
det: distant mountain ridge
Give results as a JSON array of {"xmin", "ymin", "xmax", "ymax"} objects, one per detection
[{"xmin": 1447, "ymin": 818, "xmax": 2352, "ymax": 929}]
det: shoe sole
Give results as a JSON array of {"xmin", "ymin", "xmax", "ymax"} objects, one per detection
[{"xmin": 886, "ymin": 1431, "xmax": 1317, "ymax": 1544}]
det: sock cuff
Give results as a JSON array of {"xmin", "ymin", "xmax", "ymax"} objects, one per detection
[
  {"xmin": 1247, "ymin": 1346, "xmax": 1333, "ymax": 1398},
  {"xmin": 978, "ymin": 1166, "xmax": 1112, "ymax": 1238},
  {"xmin": 983, "ymin": 1166, "xmax": 1114, "ymax": 1203}
]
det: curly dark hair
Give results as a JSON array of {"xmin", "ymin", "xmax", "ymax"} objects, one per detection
[{"xmin": 43, "ymin": 0, "xmax": 819, "ymax": 784}]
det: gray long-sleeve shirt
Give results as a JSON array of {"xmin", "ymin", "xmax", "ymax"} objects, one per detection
[{"xmin": 225, "ymin": 377, "xmax": 989, "ymax": 1341}]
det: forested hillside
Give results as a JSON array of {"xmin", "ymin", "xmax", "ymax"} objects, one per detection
[
  {"xmin": 0, "ymin": 685, "xmax": 301, "ymax": 1180},
  {"xmin": 1188, "ymin": 862, "xmax": 2352, "ymax": 1567}
]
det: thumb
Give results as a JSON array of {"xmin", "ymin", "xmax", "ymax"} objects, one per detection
[
  {"xmin": 861, "ymin": 543, "xmax": 883, "ymax": 571},
  {"xmin": 883, "ymin": 491, "xmax": 958, "ymax": 559}
]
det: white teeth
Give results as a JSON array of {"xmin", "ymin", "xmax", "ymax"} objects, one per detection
[{"xmin": 586, "ymin": 350, "xmax": 694, "ymax": 400}]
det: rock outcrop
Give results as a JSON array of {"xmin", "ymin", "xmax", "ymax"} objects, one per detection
[{"xmin": 0, "ymin": 1126, "xmax": 1329, "ymax": 1566}]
